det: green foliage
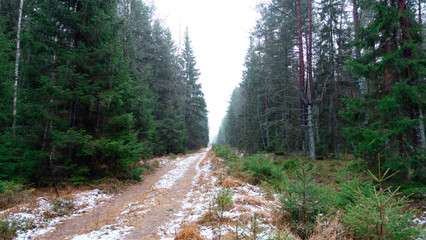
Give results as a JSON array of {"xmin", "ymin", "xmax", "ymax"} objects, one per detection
[
  {"xmin": 181, "ymin": 29, "xmax": 209, "ymax": 150},
  {"xmin": 341, "ymin": 162, "xmax": 421, "ymax": 239},
  {"xmin": 214, "ymin": 145, "xmax": 291, "ymax": 191},
  {"xmin": 343, "ymin": 187, "xmax": 419, "ymax": 239},
  {"xmin": 0, "ymin": 181, "xmax": 31, "ymax": 208},
  {"xmin": 213, "ymin": 145, "xmax": 238, "ymax": 160},
  {"xmin": 342, "ymin": 0, "xmax": 425, "ymax": 185},
  {"xmin": 68, "ymin": 168, "xmax": 90, "ymax": 186},
  {"xmin": 50, "ymin": 199, "xmax": 75, "ymax": 217},
  {"xmin": 279, "ymin": 162, "xmax": 329, "ymax": 239},
  {"xmin": 246, "ymin": 154, "xmax": 287, "ymax": 189},
  {"xmin": 214, "ymin": 187, "xmax": 234, "ymax": 218},
  {"xmin": 0, "ymin": 220, "xmax": 18, "ymax": 240},
  {"xmin": 155, "ymin": 104, "xmax": 188, "ymax": 154},
  {"xmin": 0, "ymin": 13, "xmax": 13, "ymax": 133},
  {"xmin": 0, "ymin": 0, "xmax": 210, "ymax": 186},
  {"xmin": 216, "ymin": 144, "xmax": 422, "ymax": 239},
  {"xmin": 132, "ymin": 167, "xmax": 145, "ymax": 182}
]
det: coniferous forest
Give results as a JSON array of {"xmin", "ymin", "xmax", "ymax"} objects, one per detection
[
  {"xmin": 0, "ymin": 0, "xmax": 209, "ymax": 185},
  {"xmin": 217, "ymin": 0, "xmax": 425, "ymax": 184},
  {"xmin": 0, "ymin": 0, "xmax": 425, "ymax": 239}
]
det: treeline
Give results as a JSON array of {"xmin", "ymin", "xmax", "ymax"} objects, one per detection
[
  {"xmin": 0, "ymin": 0, "xmax": 208, "ymax": 185},
  {"xmin": 217, "ymin": 0, "xmax": 425, "ymax": 182}
]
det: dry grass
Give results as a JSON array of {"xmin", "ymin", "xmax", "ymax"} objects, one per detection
[
  {"xmin": 234, "ymin": 196, "xmax": 265, "ymax": 207},
  {"xmin": 0, "ymin": 184, "xmax": 34, "ymax": 210},
  {"xmin": 199, "ymin": 156, "xmax": 212, "ymax": 167},
  {"xmin": 211, "ymin": 157, "xmax": 221, "ymax": 164},
  {"xmin": 236, "ymin": 212, "xmax": 253, "ymax": 225},
  {"xmin": 198, "ymin": 211, "xmax": 218, "ymax": 226},
  {"xmin": 221, "ymin": 178, "xmax": 240, "ymax": 188},
  {"xmin": 175, "ymin": 224, "xmax": 205, "ymax": 240},
  {"xmin": 309, "ymin": 211, "xmax": 348, "ymax": 240},
  {"xmin": 271, "ymin": 208, "xmax": 290, "ymax": 230}
]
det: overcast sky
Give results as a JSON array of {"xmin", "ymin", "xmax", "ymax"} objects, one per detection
[{"xmin": 152, "ymin": 0, "xmax": 262, "ymax": 142}]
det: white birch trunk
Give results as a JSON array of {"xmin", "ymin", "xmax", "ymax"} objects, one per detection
[
  {"xmin": 12, "ymin": 0, "xmax": 24, "ymax": 136},
  {"xmin": 307, "ymin": 104, "xmax": 315, "ymax": 160}
]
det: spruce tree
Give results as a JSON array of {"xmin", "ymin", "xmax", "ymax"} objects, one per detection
[
  {"xmin": 181, "ymin": 29, "xmax": 209, "ymax": 150},
  {"xmin": 150, "ymin": 21, "xmax": 187, "ymax": 154},
  {"xmin": 343, "ymin": 0, "xmax": 425, "ymax": 181}
]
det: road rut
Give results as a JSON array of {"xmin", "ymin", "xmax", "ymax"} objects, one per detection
[{"xmin": 39, "ymin": 148, "xmax": 210, "ymax": 240}]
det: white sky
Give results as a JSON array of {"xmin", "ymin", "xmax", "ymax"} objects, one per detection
[{"xmin": 151, "ymin": 0, "xmax": 261, "ymax": 142}]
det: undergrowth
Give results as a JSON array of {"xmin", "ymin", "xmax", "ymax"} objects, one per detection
[
  {"xmin": 213, "ymin": 145, "xmax": 422, "ymax": 240},
  {"xmin": 0, "ymin": 220, "xmax": 18, "ymax": 240},
  {"xmin": 0, "ymin": 181, "xmax": 32, "ymax": 209}
]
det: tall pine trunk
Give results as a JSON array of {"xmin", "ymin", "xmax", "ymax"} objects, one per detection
[
  {"xmin": 307, "ymin": 0, "xmax": 315, "ymax": 160},
  {"xmin": 307, "ymin": 104, "xmax": 315, "ymax": 160},
  {"xmin": 12, "ymin": 0, "xmax": 24, "ymax": 136}
]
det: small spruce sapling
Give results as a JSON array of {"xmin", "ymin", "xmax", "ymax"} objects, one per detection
[{"xmin": 343, "ymin": 154, "xmax": 421, "ymax": 239}]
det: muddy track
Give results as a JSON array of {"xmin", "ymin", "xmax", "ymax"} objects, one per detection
[{"xmin": 40, "ymin": 148, "xmax": 210, "ymax": 240}]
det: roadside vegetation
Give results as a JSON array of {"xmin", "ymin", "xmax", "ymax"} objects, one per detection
[{"xmin": 213, "ymin": 145, "xmax": 424, "ymax": 240}]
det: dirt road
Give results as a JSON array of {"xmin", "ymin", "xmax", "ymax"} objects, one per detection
[{"xmin": 40, "ymin": 148, "xmax": 211, "ymax": 240}]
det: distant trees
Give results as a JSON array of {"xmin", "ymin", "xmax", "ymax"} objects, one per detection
[
  {"xmin": 217, "ymin": 0, "xmax": 424, "ymax": 182},
  {"xmin": 0, "ymin": 0, "xmax": 208, "ymax": 185}
]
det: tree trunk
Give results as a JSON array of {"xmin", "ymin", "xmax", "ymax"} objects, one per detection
[
  {"xmin": 352, "ymin": 0, "xmax": 368, "ymax": 95},
  {"xmin": 307, "ymin": 104, "xmax": 315, "ymax": 160},
  {"xmin": 12, "ymin": 0, "xmax": 24, "ymax": 136},
  {"xmin": 308, "ymin": 0, "xmax": 316, "ymax": 160},
  {"xmin": 297, "ymin": 0, "xmax": 308, "ymax": 155},
  {"xmin": 265, "ymin": 58, "xmax": 270, "ymax": 148},
  {"xmin": 296, "ymin": 0, "xmax": 306, "ymax": 104},
  {"xmin": 308, "ymin": 0, "xmax": 314, "ymax": 101},
  {"xmin": 419, "ymin": 0, "xmax": 422, "ymax": 49}
]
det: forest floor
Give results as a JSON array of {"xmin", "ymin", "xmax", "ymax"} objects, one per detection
[{"xmin": 1, "ymin": 146, "xmax": 293, "ymax": 239}]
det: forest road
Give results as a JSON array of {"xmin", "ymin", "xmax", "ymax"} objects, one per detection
[{"xmin": 39, "ymin": 147, "xmax": 211, "ymax": 240}]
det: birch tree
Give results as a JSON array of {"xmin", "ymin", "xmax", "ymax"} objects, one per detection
[{"xmin": 12, "ymin": 0, "xmax": 24, "ymax": 136}]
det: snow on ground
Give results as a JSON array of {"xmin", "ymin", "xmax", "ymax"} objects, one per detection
[
  {"xmin": 1, "ymin": 189, "xmax": 113, "ymax": 240},
  {"xmin": 71, "ymin": 222, "xmax": 133, "ymax": 240},
  {"xmin": 71, "ymin": 152, "xmax": 208, "ymax": 239},
  {"xmin": 157, "ymin": 154, "xmax": 288, "ymax": 240},
  {"xmin": 154, "ymin": 153, "xmax": 205, "ymax": 190},
  {"xmin": 158, "ymin": 153, "xmax": 217, "ymax": 239},
  {"xmin": 412, "ymin": 210, "xmax": 426, "ymax": 226}
]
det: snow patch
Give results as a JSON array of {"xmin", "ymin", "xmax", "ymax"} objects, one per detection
[
  {"xmin": 158, "ymin": 152, "xmax": 216, "ymax": 239},
  {"xmin": 72, "ymin": 224, "xmax": 133, "ymax": 240},
  {"xmin": 2, "ymin": 189, "xmax": 113, "ymax": 240},
  {"xmin": 154, "ymin": 153, "xmax": 206, "ymax": 190},
  {"xmin": 157, "ymin": 150, "xmax": 286, "ymax": 240}
]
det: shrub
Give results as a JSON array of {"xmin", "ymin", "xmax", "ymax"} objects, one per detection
[
  {"xmin": 213, "ymin": 145, "xmax": 237, "ymax": 160},
  {"xmin": 0, "ymin": 220, "xmax": 17, "ymax": 240},
  {"xmin": 342, "ymin": 164, "xmax": 421, "ymax": 239},
  {"xmin": 0, "ymin": 181, "xmax": 31, "ymax": 208},
  {"xmin": 51, "ymin": 199, "xmax": 75, "ymax": 217},
  {"xmin": 279, "ymin": 161, "xmax": 328, "ymax": 239},
  {"xmin": 214, "ymin": 187, "xmax": 234, "ymax": 218}
]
